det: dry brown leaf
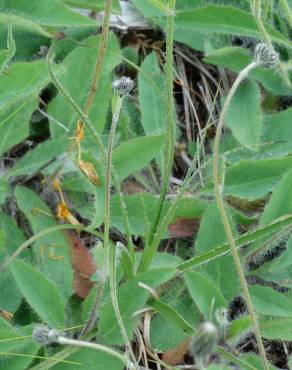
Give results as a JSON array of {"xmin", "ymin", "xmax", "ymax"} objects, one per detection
[
  {"xmin": 162, "ymin": 339, "xmax": 190, "ymax": 365},
  {"xmin": 168, "ymin": 218, "xmax": 199, "ymax": 237},
  {"xmin": 0, "ymin": 309, "xmax": 13, "ymax": 321},
  {"xmin": 65, "ymin": 232, "xmax": 97, "ymax": 298}
]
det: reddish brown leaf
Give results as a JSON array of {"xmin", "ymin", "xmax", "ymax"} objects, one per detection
[
  {"xmin": 65, "ymin": 232, "xmax": 97, "ymax": 298},
  {"xmin": 121, "ymin": 179, "xmax": 146, "ymax": 195},
  {"xmin": 162, "ymin": 339, "xmax": 190, "ymax": 365},
  {"xmin": 168, "ymin": 218, "xmax": 199, "ymax": 238}
]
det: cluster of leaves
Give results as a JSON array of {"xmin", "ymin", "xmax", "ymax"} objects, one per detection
[{"xmin": 1, "ymin": 0, "xmax": 292, "ymax": 369}]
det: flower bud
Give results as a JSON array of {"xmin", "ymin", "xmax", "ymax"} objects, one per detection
[
  {"xmin": 189, "ymin": 322, "xmax": 219, "ymax": 366},
  {"xmin": 254, "ymin": 43, "xmax": 279, "ymax": 68},
  {"xmin": 32, "ymin": 325, "xmax": 59, "ymax": 346},
  {"xmin": 112, "ymin": 76, "xmax": 135, "ymax": 96},
  {"xmin": 78, "ymin": 159, "xmax": 101, "ymax": 186}
]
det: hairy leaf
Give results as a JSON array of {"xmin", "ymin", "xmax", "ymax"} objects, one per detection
[{"xmin": 10, "ymin": 259, "xmax": 66, "ymax": 327}]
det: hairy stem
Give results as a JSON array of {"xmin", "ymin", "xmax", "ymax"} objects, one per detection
[
  {"xmin": 213, "ymin": 61, "xmax": 269, "ymax": 370},
  {"xmin": 47, "ymin": 51, "xmax": 135, "ymax": 335},
  {"xmin": 279, "ymin": 0, "xmax": 292, "ymax": 28},
  {"xmin": 57, "ymin": 335, "xmax": 135, "ymax": 369},
  {"xmin": 139, "ymin": 0, "xmax": 176, "ymax": 272},
  {"xmin": 83, "ymin": 0, "xmax": 112, "ymax": 116},
  {"xmin": 47, "ymin": 50, "xmax": 133, "ymax": 251},
  {"xmin": 104, "ymin": 93, "xmax": 137, "ymax": 367}
]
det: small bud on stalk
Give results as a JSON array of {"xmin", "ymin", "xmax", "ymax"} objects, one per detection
[
  {"xmin": 32, "ymin": 325, "xmax": 59, "ymax": 346},
  {"xmin": 254, "ymin": 43, "xmax": 279, "ymax": 69},
  {"xmin": 112, "ymin": 76, "xmax": 134, "ymax": 96},
  {"xmin": 189, "ymin": 322, "xmax": 219, "ymax": 368}
]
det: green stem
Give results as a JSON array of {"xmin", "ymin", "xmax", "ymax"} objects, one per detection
[
  {"xmin": 279, "ymin": 0, "xmax": 292, "ymax": 28},
  {"xmin": 47, "ymin": 50, "xmax": 133, "ymax": 256},
  {"xmin": 213, "ymin": 61, "xmax": 269, "ymax": 370},
  {"xmin": 104, "ymin": 94, "xmax": 137, "ymax": 366},
  {"xmin": 262, "ymin": 0, "xmax": 270, "ymax": 21},
  {"xmin": 57, "ymin": 335, "xmax": 135, "ymax": 369},
  {"xmin": 104, "ymin": 93, "xmax": 123, "ymax": 248},
  {"xmin": 47, "ymin": 52, "xmax": 135, "ymax": 336},
  {"xmin": 139, "ymin": 0, "xmax": 176, "ymax": 271},
  {"xmin": 83, "ymin": 0, "xmax": 112, "ymax": 116},
  {"xmin": 138, "ymin": 158, "xmax": 199, "ymax": 273}
]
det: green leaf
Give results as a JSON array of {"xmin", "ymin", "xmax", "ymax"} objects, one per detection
[
  {"xmin": 184, "ymin": 270, "xmax": 226, "ymax": 318},
  {"xmin": 0, "ymin": 317, "xmax": 25, "ymax": 352},
  {"xmin": 240, "ymin": 354, "xmax": 276, "ymax": 370},
  {"xmin": 49, "ymin": 348, "xmax": 124, "ymax": 370},
  {"xmin": 195, "ymin": 203, "xmax": 239, "ymax": 300},
  {"xmin": 0, "ymin": 12, "xmax": 52, "ymax": 38},
  {"xmin": 150, "ymin": 296, "xmax": 199, "ymax": 351},
  {"xmin": 260, "ymin": 318, "xmax": 292, "ymax": 340},
  {"xmin": 110, "ymin": 193, "xmax": 206, "ymax": 237},
  {"xmin": 250, "ymin": 285, "xmax": 292, "ymax": 317},
  {"xmin": 98, "ymin": 267, "xmax": 176, "ymax": 345},
  {"xmin": 149, "ymin": 298, "xmax": 194, "ymax": 334},
  {"xmin": 14, "ymin": 186, "xmax": 73, "ymax": 298},
  {"xmin": 0, "ymin": 24, "xmax": 16, "ymax": 73},
  {"xmin": 150, "ymin": 313, "xmax": 188, "ymax": 351},
  {"xmin": 228, "ymin": 316, "xmax": 251, "ymax": 344},
  {"xmin": 10, "ymin": 259, "xmax": 66, "ymax": 327},
  {"xmin": 132, "ymin": 0, "xmax": 219, "ymax": 52},
  {"xmin": 246, "ymin": 169, "xmax": 292, "ymax": 270},
  {"xmin": 138, "ymin": 52, "xmax": 166, "ymax": 135},
  {"xmin": 64, "ymin": 0, "xmax": 121, "ymax": 13},
  {"xmin": 178, "ymin": 215, "xmax": 292, "ymax": 272},
  {"xmin": 204, "ymin": 47, "xmax": 291, "ymax": 96},
  {"xmin": 0, "ymin": 60, "xmax": 54, "ymax": 112},
  {"xmin": 263, "ymin": 108, "xmax": 292, "ymax": 142},
  {"xmin": 0, "ymin": 98, "xmax": 37, "ymax": 157},
  {"xmin": 138, "ymin": 51, "xmax": 168, "ymax": 169},
  {"xmin": 0, "ymin": 0, "xmax": 96, "ymax": 27},
  {"xmin": 223, "ymin": 157, "xmax": 292, "ymax": 200},
  {"xmin": 175, "ymin": 6, "xmax": 291, "ymax": 48},
  {"xmin": 259, "ymin": 169, "xmax": 292, "ymax": 226},
  {"xmin": 0, "ymin": 212, "xmax": 26, "ymax": 312},
  {"xmin": 0, "ymin": 336, "xmax": 39, "ymax": 370},
  {"xmin": 0, "ymin": 179, "xmax": 9, "ymax": 204},
  {"xmin": 225, "ymin": 80, "xmax": 262, "ymax": 147},
  {"xmin": 215, "ymin": 348, "xmax": 260, "ymax": 370},
  {"xmin": 7, "ymin": 138, "xmax": 68, "ymax": 177},
  {"xmin": 48, "ymin": 34, "xmax": 121, "ymax": 139},
  {"xmin": 0, "ymin": 24, "xmax": 48, "ymax": 61},
  {"xmin": 112, "ymin": 135, "xmax": 164, "ymax": 180}
]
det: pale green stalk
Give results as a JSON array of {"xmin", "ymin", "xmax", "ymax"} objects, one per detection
[
  {"xmin": 139, "ymin": 0, "xmax": 176, "ymax": 272},
  {"xmin": 279, "ymin": 0, "xmax": 292, "ymax": 28},
  {"xmin": 104, "ymin": 92, "xmax": 138, "ymax": 367},
  {"xmin": 47, "ymin": 51, "xmax": 135, "ymax": 339},
  {"xmin": 138, "ymin": 159, "xmax": 199, "ymax": 273},
  {"xmin": 46, "ymin": 50, "xmax": 134, "ymax": 257},
  {"xmin": 56, "ymin": 335, "xmax": 135, "ymax": 369},
  {"xmin": 212, "ymin": 60, "xmax": 269, "ymax": 370},
  {"xmin": 83, "ymin": 0, "xmax": 112, "ymax": 116}
]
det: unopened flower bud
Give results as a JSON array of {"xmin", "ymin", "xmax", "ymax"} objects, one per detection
[
  {"xmin": 189, "ymin": 322, "xmax": 219, "ymax": 366},
  {"xmin": 254, "ymin": 43, "xmax": 279, "ymax": 68},
  {"xmin": 112, "ymin": 76, "xmax": 134, "ymax": 96},
  {"xmin": 32, "ymin": 325, "xmax": 59, "ymax": 346}
]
